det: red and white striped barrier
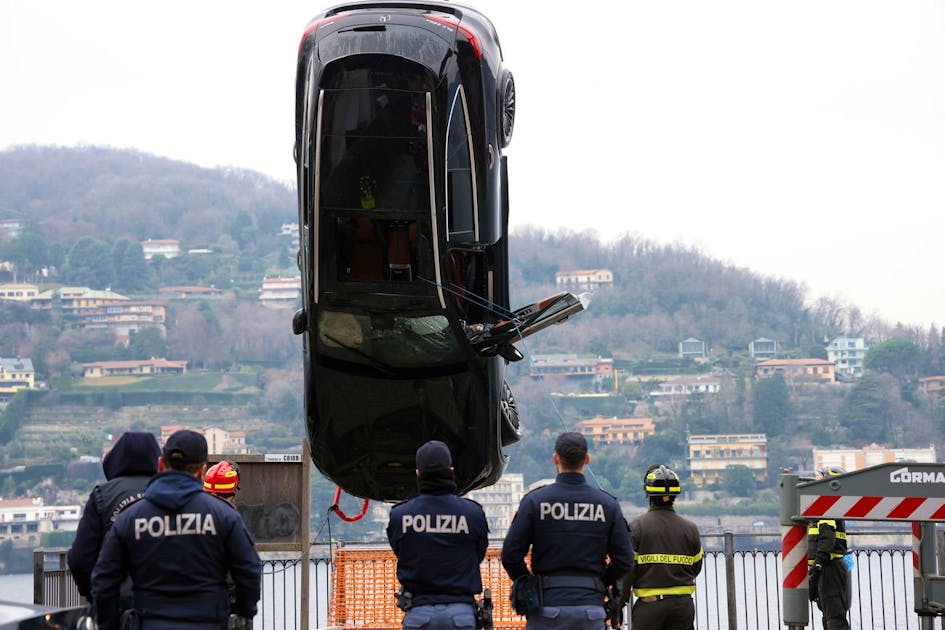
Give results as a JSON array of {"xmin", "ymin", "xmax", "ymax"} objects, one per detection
[
  {"xmin": 912, "ymin": 522, "xmax": 921, "ymax": 578},
  {"xmin": 781, "ymin": 524, "xmax": 808, "ymax": 589},
  {"xmin": 800, "ymin": 494, "xmax": 945, "ymax": 521}
]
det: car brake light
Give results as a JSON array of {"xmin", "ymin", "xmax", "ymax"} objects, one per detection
[
  {"xmin": 426, "ymin": 15, "xmax": 482, "ymax": 60},
  {"xmin": 299, "ymin": 13, "xmax": 349, "ymax": 51}
]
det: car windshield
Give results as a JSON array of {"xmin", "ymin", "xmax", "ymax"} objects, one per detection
[{"xmin": 317, "ymin": 310, "xmax": 466, "ymax": 369}]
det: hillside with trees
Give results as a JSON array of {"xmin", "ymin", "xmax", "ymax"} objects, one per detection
[{"xmin": 1, "ymin": 145, "xmax": 944, "ymax": 518}]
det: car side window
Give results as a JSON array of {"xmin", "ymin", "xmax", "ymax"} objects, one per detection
[{"xmin": 447, "ymin": 86, "xmax": 476, "ymax": 242}]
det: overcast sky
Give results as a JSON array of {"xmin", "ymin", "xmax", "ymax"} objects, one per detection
[{"xmin": 1, "ymin": 1, "xmax": 943, "ymax": 327}]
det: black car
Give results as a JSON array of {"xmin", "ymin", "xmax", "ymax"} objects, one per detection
[{"xmin": 293, "ymin": 1, "xmax": 583, "ymax": 500}]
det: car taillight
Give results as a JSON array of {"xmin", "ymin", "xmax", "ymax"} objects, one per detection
[
  {"xmin": 299, "ymin": 13, "xmax": 349, "ymax": 51},
  {"xmin": 426, "ymin": 15, "xmax": 482, "ymax": 60}
]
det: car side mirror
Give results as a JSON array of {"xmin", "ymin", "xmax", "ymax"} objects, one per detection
[
  {"xmin": 292, "ymin": 309, "xmax": 307, "ymax": 335},
  {"xmin": 497, "ymin": 343, "xmax": 524, "ymax": 362}
]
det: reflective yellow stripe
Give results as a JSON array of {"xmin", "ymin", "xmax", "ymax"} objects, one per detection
[
  {"xmin": 634, "ymin": 585, "xmax": 697, "ymax": 597},
  {"xmin": 635, "ymin": 548, "xmax": 704, "ymax": 566},
  {"xmin": 644, "ymin": 485, "xmax": 681, "ymax": 493}
]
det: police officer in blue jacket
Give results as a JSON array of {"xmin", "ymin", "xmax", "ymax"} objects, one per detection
[
  {"xmin": 502, "ymin": 432, "xmax": 634, "ymax": 629},
  {"xmin": 387, "ymin": 440, "xmax": 489, "ymax": 630},
  {"xmin": 91, "ymin": 429, "xmax": 261, "ymax": 630}
]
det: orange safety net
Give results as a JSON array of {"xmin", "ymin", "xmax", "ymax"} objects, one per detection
[{"xmin": 330, "ymin": 546, "xmax": 527, "ymax": 629}]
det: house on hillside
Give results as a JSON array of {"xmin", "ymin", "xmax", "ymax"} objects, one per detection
[
  {"xmin": 919, "ymin": 376, "xmax": 945, "ymax": 398},
  {"xmin": 0, "ymin": 283, "xmax": 39, "ymax": 302},
  {"xmin": 0, "ymin": 357, "xmax": 35, "ymax": 401},
  {"xmin": 82, "ymin": 358, "xmax": 187, "ymax": 378},
  {"xmin": 576, "ymin": 416, "xmax": 655, "ymax": 444},
  {"xmin": 159, "ymin": 425, "xmax": 249, "ymax": 455},
  {"xmin": 141, "ymin": 238, "xmax": 181, "ymax": 260},
  {"xmin": 72, "ymin": 300, "xmax": 167, "ymax": 343},
  {"xmin": 678, "ymin": 338, "xmax": 707, "ymax": 360},
  {"xmin": 159, "ymin": 285, "xmax": 223, "ymax": 299},
  {"xmin": 0, "ymin": 497, "xmax": 80, "ymax": 546},
  {"xmin": 58, "ymin": 287, "xmax": 129, "ymax": 314},
  {"xmin": 554, "ymin": 269, "xmax": 613, "ymax": 291},
  {"xmin": 826, "ymin": 336, "xmax": 868, "ymax": 380},
  {"xmin": 650, "ymin": 375, "xmax": 720, "ymax": 397},
  {"xmin": 749, "ymin": 337, "xmax": 779, "ymax": 359},
  {"xmin": 688, "ymin": 433, "xmax": 768, "ymax": 488},
  {"xmin": 813, "ymin": 443, "xmax": 937, "ymax": 471},
  {"xmin": 755, "ymin": 358, "xmax": 835, "ymax": 383},
  {"xmin": 258, "ymin": 276, "xmax": 301, "ymax": 308}
]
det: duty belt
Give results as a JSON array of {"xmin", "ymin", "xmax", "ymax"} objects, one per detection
[{"xmin": 539, "ymin": 575, "xmax": 606, "ymax": 593}]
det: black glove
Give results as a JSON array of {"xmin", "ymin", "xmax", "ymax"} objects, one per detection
[{"xmin": 808, "ymin": 564, "xmax": 822, "ymax": 603}]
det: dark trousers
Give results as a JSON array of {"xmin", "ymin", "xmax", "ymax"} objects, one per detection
[
  {"xmin": 815, "ymin": 560, "xmax": 851, "ymax": 630},
  {"xmin": 525, "ymin": 605, "xmax": 606, "ymax": 629},
  {"xmin": 630, "ymin": 595, "xmax": 694, "ymax": 630},
  {"xmin": 402, "ymin": 603, "xmax": 476, "ymax": 629}
]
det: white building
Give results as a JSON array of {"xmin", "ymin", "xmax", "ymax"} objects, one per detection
[
  {"xmin": 0, "ymin": 497, "xmax": 81, "ymax": 545},
  {"xmin": 0, "ymin": 283, "xmax": 39, "ymax": 302},
  {"xmin": 466, "ymin": 473, "xmax": 525, "ymax": 539},
  {"xmin": 258, "ymin": 276, "xmax": 301, "ymax": 308},
  {"xmin": 650, "ymin": 375, "xmax": 721, "ymax": 397},
  {"xmin": 813, "ymin": 444, "xmax": 937, "ymax": 472},
  {"xmin": 555, "ymin": 269, "xmax": 613, "ymax": 291},
  {"xmin": 826, "ymin": 336, "xmax": 869, "ymax": 379},
  {"xmin": 141, "ymin": 238, "xmax": 182, "ymax": 260}
]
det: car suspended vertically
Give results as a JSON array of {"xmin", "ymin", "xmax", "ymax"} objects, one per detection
[{"xmin": 293, "ymin": 1, "xmax": 583, "ymax": 501}]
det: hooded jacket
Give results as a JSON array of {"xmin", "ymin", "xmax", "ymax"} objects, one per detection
[
  {"xmin": 67, "ymin": 432, "xmax": 160, "ymax": 598},
  {"xmin": 91, "ymin": 471, "xmax": 261, "ymax": 628}
]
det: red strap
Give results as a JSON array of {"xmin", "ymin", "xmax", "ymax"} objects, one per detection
[{"xmin": 329, "ymin": 486, "xmax": 370, "ymax": 522}]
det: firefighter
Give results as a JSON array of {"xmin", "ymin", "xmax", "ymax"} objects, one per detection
[
  {"xmin": 808, "ymin": 466, "xmax": 852, "ymax": 630},
  {"xmin": 204, "ymin": 460, "xmax": 240, "ymax": 506},
  {"xmin": 386, "ymin": 440, "xmax": 490, "ymax": 630},
  {"xmin": 501, "ymin": 432, "xmax": 634, "ymax": 629},
  {"xmin": 627, "ymin": 464, "xmax": 703, "ymax": 630}
]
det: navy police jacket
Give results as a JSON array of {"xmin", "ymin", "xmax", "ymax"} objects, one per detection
[
  {"xmin": 387, "ymin": 491, "xmax": 489, "ymax": 606},
  {"xmin": 501, "ymin": 472, "xmax": 634, "ymax": 606},
  {"xmin": 91, "ymin": 471, "xmax": 261, "ymax": 628}
]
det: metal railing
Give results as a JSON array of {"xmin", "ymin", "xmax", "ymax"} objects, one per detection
[{"xmin": 34, "ymin": 530, "xmax": 945, "ymax": 629}]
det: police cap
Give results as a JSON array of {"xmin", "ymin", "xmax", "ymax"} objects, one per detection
[
  {"xmin": 163, "ymin": 429, "xmax": 208, "ymax": 465},
  {"xmin": 416, "ymin": 440, "xmax": 452, "ymax": 471}
]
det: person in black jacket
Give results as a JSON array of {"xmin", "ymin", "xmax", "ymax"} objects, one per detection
[
  {"xmin": 387, "ymin": 440, "xmax": 489, "ymax": 630},
  {"xmin": 627, "ymin": 464, "xmax": 703, "ymax": 630},
  {"xmin": 91, "ymin": 429, "xmax": 261, "ymax": 630},
  {"xmin": 68, "ymin": 431, "xmax": 161, "ymax": 602},
  {"xmin": 501, "ymin": 432, "xmax": 634, "ymax": 629},
  {"xmin": 808, "ymin": 466, "xmax": 851, "ymax": 630}
]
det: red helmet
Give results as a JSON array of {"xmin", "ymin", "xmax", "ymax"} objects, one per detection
[{"xmin": 204, "ymin": 461, "xmax": 240, "ymax": 495}]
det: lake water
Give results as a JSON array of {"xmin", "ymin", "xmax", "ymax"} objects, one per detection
[{"xmin": 0, "ymin": 573, "xmax": 34, "ymax": 604}]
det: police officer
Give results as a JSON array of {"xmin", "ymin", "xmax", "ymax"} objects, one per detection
[
  {"xmin": 627, "ymin": 464, "xmax": 703, "ymax": 630},
  {"xmin": 387, "ymin": 440, "xmax": 489, "ymax": 629},
  {"xmin": 68, "ymin": 431, "xmax": 161, "ymax": 602},
  {"xmin": 501, "ymin": 432, "xmax": 634, "ymax": 629},
  {"xmin": 808, "ymin": 466, "xmax": 851, "ymax": 630},
  {"xmin": 91, "ymin": 429, "xmax": 261, "ymax": 630}
]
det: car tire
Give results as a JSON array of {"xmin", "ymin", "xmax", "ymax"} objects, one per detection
[
  {"xmin": 500, "ymin": 380, "xmax": 521, "ymax": 446},
  {"xmin": 498, "ymin": 69, "xmax": 515, "ymax": 149}
]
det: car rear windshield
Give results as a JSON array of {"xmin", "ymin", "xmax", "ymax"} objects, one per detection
[{"xmin": 317, "ymin": 310, "xmax": 466, "ymax": 369}]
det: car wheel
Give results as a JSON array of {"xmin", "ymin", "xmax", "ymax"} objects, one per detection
[
  {"xmin": 500, "ymin": 380, "xmax": 521, "ymax": 446},
  {"xmin": 498, "ymin": 70, "xmax": 515, "ymax": 149}
]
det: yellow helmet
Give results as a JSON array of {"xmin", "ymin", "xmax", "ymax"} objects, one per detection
[{"xmin": 644, "ymin": 465, "xmax": 681, "ymax": 497}]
